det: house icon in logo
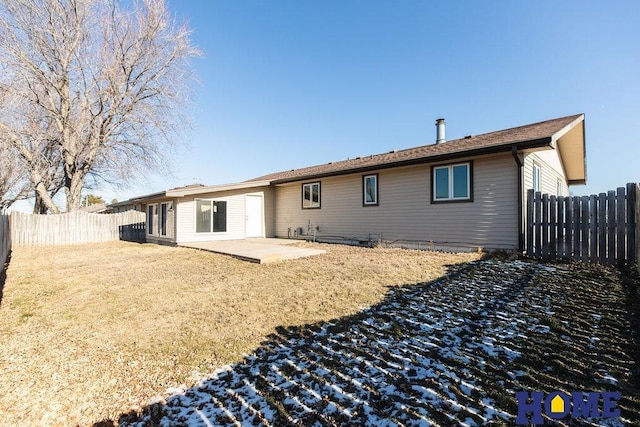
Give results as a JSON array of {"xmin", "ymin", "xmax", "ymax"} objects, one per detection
[{"xmin": 550, "ymin": 394, "xmax": 565, "ymax": 414}]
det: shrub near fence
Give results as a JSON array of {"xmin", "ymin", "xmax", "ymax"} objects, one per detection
[
  {"xmin": 10, "ymin": 210, "xmax": 146, "ymax": 246},
  {"xmin": 526, "ymin": 183, "xmax": 640, "ymax": 265}
]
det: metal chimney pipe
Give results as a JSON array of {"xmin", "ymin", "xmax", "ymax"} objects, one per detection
[{"xmin": 435, "ymin": 118, "xmax": 446, "ymax": 144}]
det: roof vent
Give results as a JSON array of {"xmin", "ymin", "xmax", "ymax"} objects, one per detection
[
  {"xmin": 389, "ymin": 149, "xmax": 397, "ymax": 153},
  {"xmin": 464, "ymin": 134, "xmax": 473, "ymax": 139},
  {"xmin": 435, "ymin": 118, "xmax": 446, "ymax": 144}
]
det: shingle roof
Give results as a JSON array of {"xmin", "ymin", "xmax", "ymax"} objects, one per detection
[{"xmin": 249, "ymin": 114, "xmax": 584, "ymax": 184}]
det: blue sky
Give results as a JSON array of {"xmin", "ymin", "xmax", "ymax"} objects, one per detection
[{"xmin": 19, "ymin": 1, "xmax": 640, "ymax": 209}]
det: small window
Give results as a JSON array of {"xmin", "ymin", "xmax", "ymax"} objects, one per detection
[
  {"xmin": 432, "ymin": 162, "xmax": 472, "ymax": 202},
  {"xmin": 557, "ymin": 179, "xmax": 563, "ymax": 196},
  {"xmin": 533, "ymin": 163, "xmax": 541, "ymax": 192},
  {"xmin": 363, "ymin": 174, "xmax": 378, "ymax": 206},
  {"xmin": 195, "ymin": 199, "xmax": 227, "ymax": 233},
  {"xmin": 302, "ymin": 182, "xmax": 321, "ymax": 209}
]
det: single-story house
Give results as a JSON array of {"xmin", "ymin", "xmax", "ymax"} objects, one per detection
[
  {"xmin": 126, "ymin": 114, "xmax": 586, "ymax": 251},
  {"xmin": 78, "ymin": 203, "xmax": 111, "ymax": 214},
  {"xmin": 108, "ymin": 200, "xmax": 144, "ymax": 213}
]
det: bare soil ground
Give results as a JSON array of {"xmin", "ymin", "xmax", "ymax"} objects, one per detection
[{"xmin": 0, "ymin": 241, "xmax": 479, "ymax": 426}]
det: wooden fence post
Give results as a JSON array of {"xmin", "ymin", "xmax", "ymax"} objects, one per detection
[
  {"xmin": 0, "ymin": 214, "xmax": 10, "ymax": 270},
  {"xmin": 542, "ymin": 194, "xmax": 549, "ymax": 258},
  {"xmin": 526, "ymin": 189, "xmax": 534, "ymax": 256},
  {"xmin": 627, "ymin": 183, "xmax": 636, "ymax": 263},
  {"xmin": 636, "ymin": 183, "xmax": 640, "ymax": 272},
  {"xmin": 535, "ymin": 192, "xmax": 542, "ymax": 257}
]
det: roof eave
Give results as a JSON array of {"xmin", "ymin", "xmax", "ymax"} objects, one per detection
[
  {"xmin": 552, "ymin": 114, "xmax": 587, "ymax": 185},
  {"xmin": 121, "ymin": 191, "xmax": 168, "ymax": 204},
  {"xmin": 568, "ymin": 179, "xmax": 587, "ymax": 185},
  {"xmin": 272, "ymin": 137, "xmax": 553, "ymax": 184},
  {"xmin": 166, "ymin": 180, "xmax": 273, "ymax": 197}
]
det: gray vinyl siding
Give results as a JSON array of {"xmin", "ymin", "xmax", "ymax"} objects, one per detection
[
  {"xmin": 175, "ymin": 186, "xmax": 274, "ymax": 244},
  {"xmin": 263, "ymin": 186, "xmax": 275, "ymax": 238},
  {"xmin": 274, "ymin": 153, "xmax": 519, "ymax": 250},
  {"xmin": 524, "ymin": 150, "xmax": 568, "ymax": 196}
]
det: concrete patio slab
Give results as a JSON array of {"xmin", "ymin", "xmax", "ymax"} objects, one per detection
[{"xmin": 178, "ymin": 239, "xmax": 326, "ymax": 264}]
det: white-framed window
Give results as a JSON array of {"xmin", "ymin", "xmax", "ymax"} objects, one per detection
[
  {"xmin": 195, "ymin": 199, "xmax": 227, "ymax": 233},
  {"xmin": 147, "ymin": 203, "xmax": 158, "ymax": 235},
  {"xmin": 363, "ymin": 174, "xmax": 378, "ymax": 206},
  {"xmin": 533, "ymin": 163, "xmax": 541, "ymax": 192},
  {"xmin": 557, "ymin": 179, "xmax": 563, "ymax": 196},
  {"xmin": 302, "ymin": 182, "xmax": 321, "ymax": 209},
  {"xmin": 432, "ymin": 162, "xmax": 472, "ymax": 202}
]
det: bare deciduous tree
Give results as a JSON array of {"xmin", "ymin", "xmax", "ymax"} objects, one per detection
[
  {"xmin": 0, "ymin": 0, "xmax": 199, "ymax": 212},
  {"xmin": 0, "ymin": 140, "xmax": 30, "ymax": 212}
]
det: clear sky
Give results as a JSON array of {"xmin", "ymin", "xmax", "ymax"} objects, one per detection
[{"xmin": 14, "ymin": 0, "xmax": 640, "ymax": 210}]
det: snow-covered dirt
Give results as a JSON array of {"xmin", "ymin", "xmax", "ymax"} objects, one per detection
[{"xmin": 122, "ymin": 259, "xmax": 639, "ymax": 426}]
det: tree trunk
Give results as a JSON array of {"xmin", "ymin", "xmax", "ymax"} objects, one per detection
[
  {"xmin": 33, "ymin": 191, "xmax": 47, "ymax": 214},
  {"xmin": 65, "ymin": 173, "xmax": 84, "ymax": 211},
  {"xmin": 33, "ymin": 181, "xmax": 60, "ymax": 214}
]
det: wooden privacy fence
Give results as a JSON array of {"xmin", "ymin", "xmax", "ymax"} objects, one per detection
[
  {"xmin": 526, "ymin": 183, "xmax": 639, "ymax": 265},
  {"xmin": 10, "ymin": 210, "xmax": 146, "ymax": 246},
  {"xmin": 0, "ymin": 214, "xmax": 10, "ymax": 269}
]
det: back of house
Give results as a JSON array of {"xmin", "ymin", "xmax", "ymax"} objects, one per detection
[{"xmin": 125, "ymin": 114, "xmax": 586, "ymax": 252}]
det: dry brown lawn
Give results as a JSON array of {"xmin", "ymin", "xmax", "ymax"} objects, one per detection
[{"xmin": 0, "ymin": 241, "xmax": 479, "ymax": 426}]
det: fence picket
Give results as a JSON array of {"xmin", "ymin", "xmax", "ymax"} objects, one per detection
[
  {"xmin": 580, "ymin": 196, "xmax": 589, "ymax": 262},
  {"xmin": 573, "ymin": 197, "xmax": 581, "ymax": 259},
  {"xmin": 549, "ymin": 195, "xmax": 557, "ymax": 258},
  {"xmin": 557, "ymin": 197, "xmax": 565, "ymax": 257},
  {"xmin": 542, "ymin": 194, "xmax": 549, "ymax": 258},
  {"xmin": 608, "ymin": 191, "xmax": 616, "ymax": 264},
  {"xmin": 526, "ymin": 189, "xmax": 534, "ymax": 256},
  {"xmin": 616, "ymin": 187, "xmax": 626, "ymax": 264},
  {"xmin": 565, "ymin": 197, "xmax": 572, "ymax": 257},
  {"xmin": 598, "ymin": 193, "xmax": 607, "ymax": 263},
  {"xmin": 627, "ymin": 183, "xmax": 636, "ymax": 262},
  {"xmin": 589, "ymin": 195, "xmax": 598, "ymax": 263}
]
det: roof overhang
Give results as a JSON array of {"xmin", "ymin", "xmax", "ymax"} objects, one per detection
[
  {"xmin": 166, "ymin": 180, "xmax": 272, "ymax": 197},
  {"xmin": 117, "ymin": 180, "xmax": 274, "ymax": 205},
  {"xmin": 550, "ymin": 114, "xmax": 587, "ymax": 185},
  {"xmin": 116, "ymin": 191, "xmax": 167, "ymax": 205}
]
